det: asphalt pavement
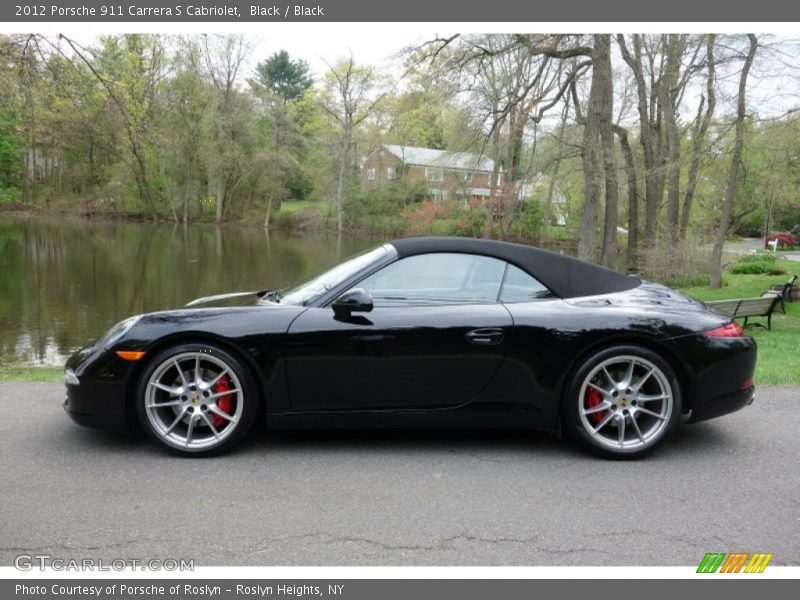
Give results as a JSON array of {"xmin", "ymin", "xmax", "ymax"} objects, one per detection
[{"xmin": 1, "ymin": 382, "xmax": 799, "ymax": 566}]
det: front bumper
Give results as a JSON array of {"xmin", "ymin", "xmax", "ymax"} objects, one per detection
[
  {"xmin": 63, "ymin": 380, "xmax": 132, "ymax": 432},
  {"xmin": 63, "ymin": 345, "xmax": 137, "ymax": 432}
]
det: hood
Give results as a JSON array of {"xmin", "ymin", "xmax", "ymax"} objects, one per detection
[{"xmin": 184, "ymin": 290, "xmax": 278, "ymax": 308}]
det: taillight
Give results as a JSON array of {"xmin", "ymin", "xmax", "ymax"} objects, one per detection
[{"xmin": 704, "ymin": 322, "xmax": 745, "ymax": 338}]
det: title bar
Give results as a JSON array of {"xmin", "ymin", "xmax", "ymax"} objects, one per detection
[{"xmin": 4, "ymin": 0, "xmax": 800, "ymax": 22}]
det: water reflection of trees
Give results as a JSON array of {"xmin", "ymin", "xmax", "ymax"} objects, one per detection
[{"xmin": 0, "ymin": 218, "xmax": 379, "ymax": 365}]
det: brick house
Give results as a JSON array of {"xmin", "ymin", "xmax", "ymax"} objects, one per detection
[{"xmin": 359, "ymin": 144, "xmax": 502, "ymax": 203}]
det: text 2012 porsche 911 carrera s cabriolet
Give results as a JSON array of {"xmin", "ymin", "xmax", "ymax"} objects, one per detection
[{"xmin": 64, "ymin": 236, "xmax": 756, "ymax": 458}]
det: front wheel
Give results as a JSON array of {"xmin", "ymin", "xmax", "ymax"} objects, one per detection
[
  {"xmin": 135, "ymin": 343, "xmax": 259, "ymax": 457},
  {"xmin": 563, "ymin": 345, "xmax": 681, "ymax": 459}
]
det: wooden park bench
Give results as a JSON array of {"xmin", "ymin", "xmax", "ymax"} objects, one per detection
[
  {"xmin": 762, "ymin": 274, "xmax": 797, "ymax": 314},
  {"xmin": 705, "ymin": 295, "xmax": 781, "ymax": 331}
]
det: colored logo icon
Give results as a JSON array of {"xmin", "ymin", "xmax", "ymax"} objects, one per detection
[{"xmin": 697, "ymin": 552, "xmax": 773, "ymax": 573}]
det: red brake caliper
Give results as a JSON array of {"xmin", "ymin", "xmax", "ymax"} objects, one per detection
[
  {"xmin": 585, "ymin": 387, "xmax": 604, "ymax": 425},
  {"xmin": 212, "ymin": 374, "xmax": 234, "ymax": 428}
]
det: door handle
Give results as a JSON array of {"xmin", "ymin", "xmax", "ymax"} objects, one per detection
[{"xmin": 465, "ymin": 328, "xmax": 505, "ymax": 345}]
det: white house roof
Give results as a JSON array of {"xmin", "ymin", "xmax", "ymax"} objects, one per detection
[{"xmin": 382, "ymin": 144, "xmax": 495, "ymax": 173}]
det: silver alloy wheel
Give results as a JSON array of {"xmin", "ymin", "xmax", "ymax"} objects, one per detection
[
  {"xmin": 144, "ymin": 352, "xmax": 244, "ymax": 451},
  {"xmin": 577, "ymin": 355, "xmax": 673, "ymax": 453}
]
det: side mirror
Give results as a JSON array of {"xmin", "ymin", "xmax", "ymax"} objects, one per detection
[{"xmin": 332, "ymin": 287, "xmax": 373, "ymax": 316}]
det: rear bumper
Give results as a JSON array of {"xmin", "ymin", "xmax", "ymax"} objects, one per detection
[
  {"xmin": 667, "ymin": 332, "xmax": 757, "ymax": 424},
  {"xmin": 686, "ymin": 385, "xmax": 755, "ymax": 423}
]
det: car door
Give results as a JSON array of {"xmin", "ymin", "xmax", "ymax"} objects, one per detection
[{"xmin": 285, "ymin": 252, "xmax": 514, "ymax": 412}]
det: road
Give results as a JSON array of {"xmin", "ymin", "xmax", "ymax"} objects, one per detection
[
  {"xmin": 725, "ymin": 237, "xmax": 800, "ymax": 262},
  {"xmin": 2, "ymin": 382, "xmax": 799, "ymax": 566}
]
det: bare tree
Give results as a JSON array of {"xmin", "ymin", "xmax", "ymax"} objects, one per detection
[
  {"xmin": 680, "ymin": 35, "xmax": 716, "ymax": 237},
  {"xmin": 710, "ymin": 35, "xmax": 758, "ymax": 289},
  {"xmin": 200, "ymin": 34, "xmax": 250, "ymax": 224},
  {"xmin": 595, "ymin": 35, "xmax": 620, "ymax": 267},
  {"xmin": 414, "ymin": 34, "xmax": 590, "ymax": 240},
  {"xmin": 320, "ymin": 56, "xmax": 383, "ymax": 233},
  {"xmin": 58, "ymin": 34, "xmax": 167, "ymax": 220}
]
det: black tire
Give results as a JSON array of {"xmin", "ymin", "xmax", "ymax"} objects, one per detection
[
  {"xmin": 562, "ymin": 345, "xmax": 682, "ymax": 459},
  {"xmin": 135, "ymin": 342, "xmax": 260, "ymax": 457}
]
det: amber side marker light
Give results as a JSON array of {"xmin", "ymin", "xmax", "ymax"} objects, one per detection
[
  {"xmin": 116, "ymin": 350, "xmax": 146, "ymax": 361},
  {"xmin": 704, "ymin": 322, "xmax": 745, "ymax": 338}
]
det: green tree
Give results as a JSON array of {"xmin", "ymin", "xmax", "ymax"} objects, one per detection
[
  {"xmin": 0, "ymin": 115, "xmax": 20, "ymax": 191},
  {"xmin": 251, "ymin": 50, "xmax": 313, "ymax": 104}
]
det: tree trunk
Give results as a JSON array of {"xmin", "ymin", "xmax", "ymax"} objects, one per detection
[
  {"xmin": 763, "ymin": 190, "xmax": 774, "ymax": 246},
  {"xmin": 577, "ymin": 38, "xmax": 604, "ymax": 263},
  {"xmin": 596, "ymin": 35, "xmax": 619, "ymax": 268},
  {"xmin": 484, "ymin": 123, "xmax": 503, "ymax": 240},
  {"xmin": 541, "ymin": 109, "xmax": 569, "ymax": 244},
  {"xmin": 182, "ymin": 186, "xmax": 189, "ymax": 224},
  {"xmin": 661, "ymin": 35, "xmax": 682, "ymax": 238},
  {"xmin": 264, "ymin": 196, "xmax": 273, "ymax": 229},
  {"xmin": 215, "ymin": 176, "xmax": 225, "ymax": 224},
  {"xmin": 680, "ymin": 35, "xmax": 716, "ymax": 238},
  {"xmin": 710, "ymin": 35, "xmax": 757, "ymax": 289},
  {"xmin": 618, "ymin": 35, "xmax": 659, "ymax": 242},
  {"xmin": 336, "ymin": 130, "xmax": 350, "ymax": 235},
  {"xmin": 614, "ymin": 125, "xmax": 639, "ymax": 273}
]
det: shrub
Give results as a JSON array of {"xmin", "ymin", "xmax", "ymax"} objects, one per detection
[
  {"xmin": 400, "ymin": 200, "xmax": 449, "ymax": 235},
  {"xmin": 636, "ymin": 232, "xmax": 714, "ymax": 285},
  {"xmin": 0, "ymin": 186, "xmax": 21, "ymax": 205},
  {"xmin": 729, "ymin": 260, "xmax": 787, "ymax": 275},
  {"xmin": 450, "ymin": 203, "xmax": 486, "ymax": 237},
  {"xmin": 766, "ymin": 231, "xmax": 796, "ymax": 249},
  {"xmin": 739, "ymin": 252, "xmax": 777, "ymax": 264},
  {"xmin": 506, "ymin": 200, "xmax": 543, "ymax": 242}
]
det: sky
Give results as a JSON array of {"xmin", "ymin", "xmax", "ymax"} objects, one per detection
[
  {"xmin": 247, "ymin": 29, "xmax": 430, "ymax": 78},
  {"xmin": 27, "ymin": 27, "xmax": 800, "ymax": 123}
]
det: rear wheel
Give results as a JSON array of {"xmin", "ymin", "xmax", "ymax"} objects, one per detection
[
  {"xmin": 563, "ymin": 345, "xmax": 681, "ymax": 459},
  {"xmin": 135, "ymin": 343, "xmax": 259, "ymax": 457}
]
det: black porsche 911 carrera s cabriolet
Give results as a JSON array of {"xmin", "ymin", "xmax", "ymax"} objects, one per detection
[{"xmin": 64, "ymin": 236, "xmax": 756, "ymax": 458}]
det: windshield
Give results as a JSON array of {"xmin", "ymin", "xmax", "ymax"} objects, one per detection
[{"xmin": 279, "ymin": 245, "xmax": 391, "ymax": 306}]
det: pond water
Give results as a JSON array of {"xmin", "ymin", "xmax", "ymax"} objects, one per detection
[{"xmin": 0, "ymin": 216, "xmax": 383, "ymax": 366}]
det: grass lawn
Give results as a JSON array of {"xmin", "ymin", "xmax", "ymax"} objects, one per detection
[
  {"xmin": 0, "ymin": 365, "xmax": 63, "ymax": 382},
  {"xmin": 680, "ymin": 272, "xmax": 800, "ymax": 386},
  {"xmin": 276, "ymin": 200, "xmax": 314, "ymax": 215}
]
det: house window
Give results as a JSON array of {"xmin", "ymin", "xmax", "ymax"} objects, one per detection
[
  {"xmin": 458, "ymin": 171, "xmax": 474, "ymax": 184},
  {"xmin": 425, "ymin": 167, "xmax": 444, "ymax": 182},
  {"xmin": 366, "ymin": 167, "xmax": 376, "ymax": 181},
  {"xmin": 387, "ymin": 166, "xmax": 397, "ymax": 180}
]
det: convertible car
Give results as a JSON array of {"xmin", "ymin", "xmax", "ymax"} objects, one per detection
[{"xmin": 64, "ymin": 236, "xmax": 756, "ymax": 458}]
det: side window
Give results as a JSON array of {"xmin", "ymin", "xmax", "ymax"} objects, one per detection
[
  {"xmin": 359, "ymin": 253, "xmax": 506, "ymax": 306},
  {"xmin": 499, "ymin": 264, "xmax": 552, "ymax": 303}
]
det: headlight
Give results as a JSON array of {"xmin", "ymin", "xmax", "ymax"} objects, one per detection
[
  {"xmin": 64, "ymin": 368, "xmax": 80, "ymax": 386},
  {"xmin": 101, "ymin": 316, "xmax": 142, "ymax": 349}
]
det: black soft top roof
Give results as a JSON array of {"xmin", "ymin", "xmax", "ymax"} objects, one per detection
[{"xmin": 389, "ymin": 236, "xmax": 640, "ymax": 299}]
